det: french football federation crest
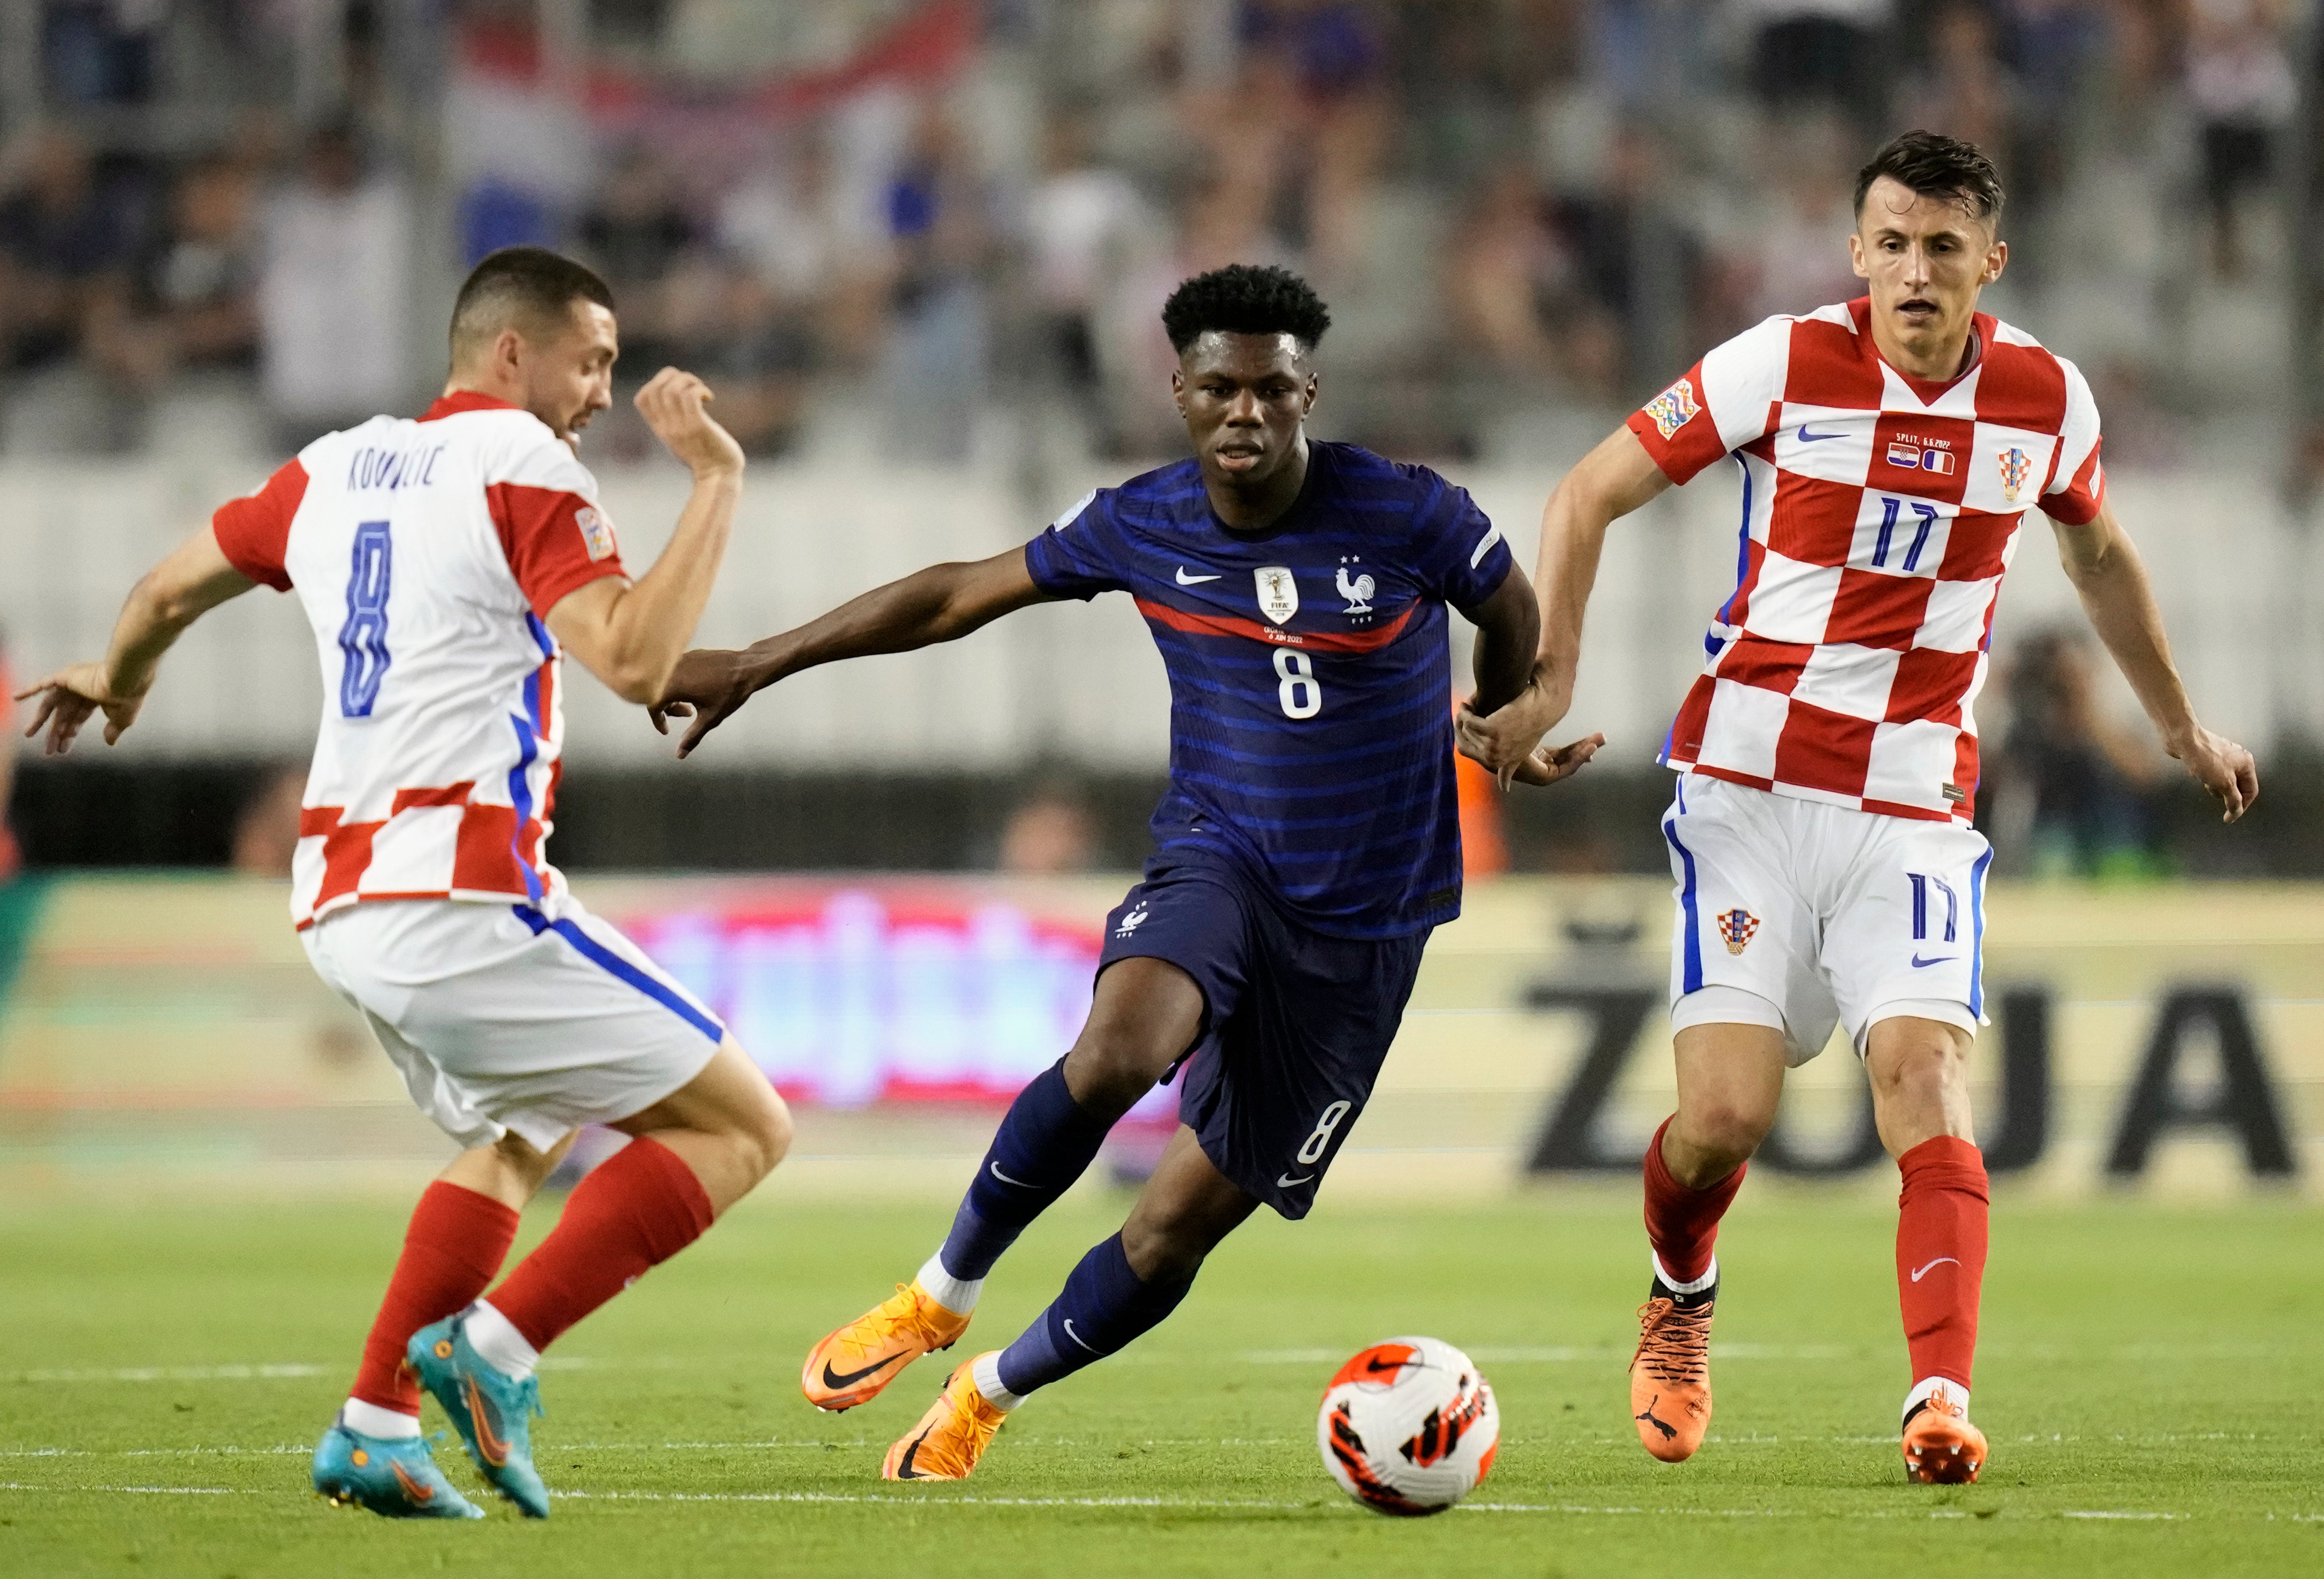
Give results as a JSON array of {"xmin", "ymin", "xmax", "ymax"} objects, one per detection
[
  {"xmin": 1716, "ymin": 908, "xmax": 1759, "ymax": 955},
  {"xmin": 1255, "ymin": 566, "xmax": 1299, "ymax": 625},
  {"xmin": 1114, "ymin": 903, "xmax": 1149, "ymax": 938},
  {"xmin": 1335, "ymin": 559, "xmax": 1374, "ymax": 616},
  {"xmin": 1997, "ymin": 447, "xmax": 2031, "ymax": 502},
  {"xmin": 1643, "ymin": 377, "xmax": 1699, "ymax": 441},
  {"xmin": 575, "ymin": 505, "xmax": 618, "ymax": 562}
]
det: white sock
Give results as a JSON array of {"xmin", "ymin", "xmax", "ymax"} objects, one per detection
[
  {"xmin": 340, "ymin": 1398, "xmax": 421, "ymax": 1440},
  {"xmin": 463, "ymin": 1300, "xmax": 540, "ymax": 1381},
  {"xmin": 971, "ymin": 1350, "xmax": 1023, "ymax": 1411},
  {"xmin": 916, "ymin": 1252, "xmax": 984, "ymax": 1315},
  {"xmin": 1652, "ymin": 1251, "xmax": 1718, "ymax": 1296},
  {"xmin": 1904, "ymin": 1376, "xmax": 1968, "ymax": 1425}
]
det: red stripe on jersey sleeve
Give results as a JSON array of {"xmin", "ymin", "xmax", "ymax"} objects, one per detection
[
  {"xmin": 2040, "ymin": 439, "xmax": 2105, "ymax": 525},
  {"xmin": 211, "ymin": 460, "xmax": 309, "ymax": 591},
  {"xmin": 1627, "ymin": 359, "xmax": 1729, "ymax": 485},
  {"xmin": 486, "ymin": 482, "xmax": 629, "ymax": 619}
]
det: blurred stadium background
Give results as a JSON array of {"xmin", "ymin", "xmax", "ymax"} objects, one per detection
[{"xmin": 0, "ymin": 0, "xmax": 2319, "ymax": 1206}]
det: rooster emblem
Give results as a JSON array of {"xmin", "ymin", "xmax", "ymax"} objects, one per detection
[{"xmin": 1335, "ymin": 564, "xmax": 1375, "ymax": 615}]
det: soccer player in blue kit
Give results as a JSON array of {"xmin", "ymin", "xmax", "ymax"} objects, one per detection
[{"xmin": 651, "ymin": 265, "xmax": 1600, "ymax": 1480}]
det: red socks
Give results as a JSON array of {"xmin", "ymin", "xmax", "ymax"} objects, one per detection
[
  {"xmin": 351, "ymin": 1181, "xmax": 521, "ymax": 1415},
  {"xmin": 1895, "ymin": 1135, "xmax": 1989, "ymax": 1389},
  {"xmin": 486, "ymin": 1136, "xmax": 715, "ymax": 1354},
  {"xmin": 1642, "ymin": 1115, "xmax": 1747, "ymax": 1285}
]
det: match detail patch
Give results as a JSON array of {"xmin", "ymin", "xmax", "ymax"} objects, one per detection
[{"xmin": 575, "ymin": 505, "xmax": 618, "ymax": 562}]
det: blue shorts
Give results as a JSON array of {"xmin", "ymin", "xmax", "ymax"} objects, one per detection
[{"xmin": 1097, "ymin": 853, "xmax": 1431, "ymax": 1219}]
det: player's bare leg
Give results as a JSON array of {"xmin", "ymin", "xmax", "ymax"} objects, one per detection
[
  {"xmin": 888, "ymin": 1124, "xmax": 1258, "ymax": 1480},
  {"xmin": 1865, "ymin": 1015, "xmax": 1990, "ymax": 1483},
  {"xmin": 408, "ymin": 1038, "xmax": 790, "ymax": 1515},
  {"xmin": 1631, "ymin": 1024, "xmax": 1784, "ymax": 1463},
  {"xmin": 805, "ymin": 957, "xmax": 1201, "ymax": 1413}
]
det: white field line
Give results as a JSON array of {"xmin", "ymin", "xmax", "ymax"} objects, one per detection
[{"xmin": 0, "ymin": 1481, "xmax": 2258, "ymax": 1522}]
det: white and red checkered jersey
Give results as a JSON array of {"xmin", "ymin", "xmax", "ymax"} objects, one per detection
[
  {"xmin": 212, "ymin": 391, "xmax": 629, "ymax": 929},
  {"xmin": 1628, "ymin": 297, "xmax": 2105, "ymax": 823}
]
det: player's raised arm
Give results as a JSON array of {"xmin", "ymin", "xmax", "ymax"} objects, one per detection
[
  {"xmin": 2048, "ymin": 498, "xmax": 2258, "ymax": 821},
  {"xmin": 1455, "ymin": 425, "xmax": 1670, "ymax": 779},
  {"xmin": 16, "ymin": 524, "xmax": 255, "ymax": 755},
  {"xmin": 650, "ymin": 545, "xmax": 1054, "ymax": 757},
  {"xmin": 545, "ymin": 367, "xmax": 744, "ymax": 705}
]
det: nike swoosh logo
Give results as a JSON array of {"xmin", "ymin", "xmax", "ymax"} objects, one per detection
[
  {"xmin": 465, "ymin": 1376, "xmax": 509, "ymax": 1467},
  {"xmin": 1364, "ymin": 1355, "xmax": 1408, "ymax": 1375},
  {"xmin": 1911, "ymin": 954, "xmax": 1957, "ymax": 968},
  {"xmin": 989, "ymin": 1162, "xmax": 1034, "ymax": 1188},
  {"xmin": 388, "ymin": 1459, "xmax": 435, "ymax": 1502},
  {"xmin": 1910, "ymin": 1256, "xmax": 1960, "ymax": 1282},
  {"xmin": 894, "ymin": 1430, "xmax": 928, "ymax": 1479},
  {"xmin": 1276, "ymin": 1172, "xmax": 1313, "ymax": 1188},
  {"xmin": 1062, "ymin": 1319, "xmax": 1100, "ymax": 1355},
  {"xmin": 1796, "ymin": 425, "xmax": 1845, "ymax": 442},
  {"xmin": 1175, "ymin": 567, "xmax": 1220, "ymax": 584},
  {"xmin": 822, "ymin": 1353, "xmax": 905, "ymax": 1391}
]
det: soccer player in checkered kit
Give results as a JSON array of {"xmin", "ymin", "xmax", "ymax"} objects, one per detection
[
  {"xmin": 17, "ymin": 247, "xmax": 792, "ymax": 1519},
  {"xmin": 1459, "ymin": 133, "xmax": 2259, "ymax": 1483}
]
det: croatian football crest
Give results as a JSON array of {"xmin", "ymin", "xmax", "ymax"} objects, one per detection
[
  {"xmin": 1998, "ymin": 447, "xmax": 2031, "ymax": 502},
  {"xmin": 574, "ymin": 505, "xmax": 618, "ymax": 562},
  {"xmin": 1255, "ymin": 566, "xmax": 1299, "ymax": 625},
  {"xmin": 1716, "ymin": 908, "xmax": 1759, "ymax": 955},
  {"xmin": 1643, "ymin": 377, "xmax": 1699, "ymax": 441}
]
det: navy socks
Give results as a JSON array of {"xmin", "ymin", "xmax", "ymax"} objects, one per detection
[
  {"xmin": 993, "ymin": 1233, "xmax": 1194, "ymax": 1398},
  {"xmin": 936, "ymin": 1059, "xmax": 1114, "ymax": 1282}
]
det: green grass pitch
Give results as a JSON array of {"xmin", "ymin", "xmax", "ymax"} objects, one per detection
[{"xmin": 3, "ymin": 1185, "xmax": 2319, "ymax": 1577}]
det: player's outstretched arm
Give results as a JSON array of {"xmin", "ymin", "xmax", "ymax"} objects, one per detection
[
  {"xmin": 2051, "ymin": 500, "xmax": 2258, "ymax": 821},
  {"xmin": 1458, "ymin": 563, "xmax": 1603, "ymax": 788},
  {"xmin": 1456, "ymin": 425, "xmax": 1669, "ymax": 780},
  {"xmin": 649, "ymin": 546, "xmax": 1053, "ymax": 758},
  {"xmin": 16, "ymin": 526, "xmax": 254, "ymax": 755},
  {"xmin": 548, "ymin": 368, "xmax": 744, "ymax": 705}
]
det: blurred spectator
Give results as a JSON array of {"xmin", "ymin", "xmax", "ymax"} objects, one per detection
[
  {"xmin": 720, "ymin": 134, "xmax": 883, "ymax": 368},
  {"xmin": 1236, "ymin": 0, "xmax": 1392, "ymax": 280},
  {"xmin": 876, "ymin": 103, "xmax": 992, "ymax": 463},
  {"xmin": 43, "ymin": 0, "xmax": 162, "ymax": 107},
  {"xmin": 0, "ymin": 126, "xmax": 137, "ymax": 377},
  {"xmin": 256, "ymin": 118, "xmax": 410, "ymax": 443},
  {"xmin": 1735, "ymin": 0, "xmax": 1895, "ymax": 135},
  {"xmin": 1894, "ymin": 3, "xmax": 2020, "ymax": 180},
  {"xmin": 578, "ymin": 145, "xmax": 698, "ymax": 373},
  {"xmin": 230, "ymin": 762, "xmax": 306, "ymax": 879},
  {"xmin": 1990, "ymin": 626, "xmax": 2165, "ymax": 879},
  {"xmin": 1544, "ymin": 122, "xmax": 1699, "ymax": 395},
  {"xmin": 997, "ymin": 782, "xmax": 1100, "ymax": 875},
  {"xmin": 142, "ymin": 153, "xmax": 262, "ymax": 373},
  {"xmin": 1447, "ymin": 161, "xmax": 1620, "ymax": 396},
  {"xmin": 1741, "ymin": 115, "xmax": 1872, "ymax": 321},
  {"xmin": 1025, "ymin": 112, "xmax": 1147, "ymax": 397},
  {"xmin": 2186, "ymin": 0, "xmax": 2296, "ymax": 279},
  {"xmin": 680, "ymin": 262, "xmax": 815, "ymax": 459}
]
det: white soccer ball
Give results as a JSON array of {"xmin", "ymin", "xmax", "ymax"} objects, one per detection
[{"xmin": 1316, "ymin": 1336, "xmax": 1500, "ymax": 1516}]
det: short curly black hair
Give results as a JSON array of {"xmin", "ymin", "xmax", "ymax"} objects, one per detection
[{"xmin": 1160, "ymin": 264, "xmax": 1332, "ymax": 356}]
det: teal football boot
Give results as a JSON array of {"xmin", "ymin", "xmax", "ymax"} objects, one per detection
[
  {"xmin": 311, "ymin": 1416, "xmax": 485, "ymax": 1519},
  {"xmin": 408, "ymin": 1312, "xmax": 550, "ymax": 1518}
]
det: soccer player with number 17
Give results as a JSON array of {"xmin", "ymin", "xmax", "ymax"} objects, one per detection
[{"xmin": 1460, "ymin": 133, "xmax": 2260, "ymax": 1483}]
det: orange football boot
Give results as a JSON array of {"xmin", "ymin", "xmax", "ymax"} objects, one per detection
[
  {"xmin": 882, "ymin": 1357, "xmax": 1009, "ymax": 1481},
  {"xmin": 1630, "ymin": 1293, "xmax": 1714, "ymax": 1462},
  {"xmin": 1901, "ymin": 1383, "xmax": 1987, "ymax": 1484},
  {"xmin": 801, "ymin": 1281, "xmax": 972, "ymax": 1413}
]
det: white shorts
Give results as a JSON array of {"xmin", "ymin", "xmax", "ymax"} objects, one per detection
[
  {"xmin": 303, "ymin": 897, "xmax": 728, "ymax": 1151},
  {"xmin": 1660, "ymin": 774, "xmax": 1989, "ymax": 1066}
]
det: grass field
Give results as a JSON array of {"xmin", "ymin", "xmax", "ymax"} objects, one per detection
[{"xmin": 3, "ymin": 1185, "xmax": 2320, "ymax": 1577}]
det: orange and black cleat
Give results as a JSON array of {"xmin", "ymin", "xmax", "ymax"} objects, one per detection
[
  {"xmin": 882, "ymin": 1357, "xmax": 1009, "ymax": 1481},
  {"xmin": 1630, "ymin": 1289, "xmax": 1715, "ymax": 1462},
  {"xmin": 801, "ymin": 1281, "xmax": 972, "ymax": 1413},
  {"xmin": 1901, "ymin": 1383, "xmax": 1987, "ymax": 1484}
]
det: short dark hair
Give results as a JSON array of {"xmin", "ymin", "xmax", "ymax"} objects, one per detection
[
  {"xmin": 1160, "ymin": 264, "xmax": 1332, "ymax": 356},
  {"xmin": 449, "ymin": 246, "xmax": 615, "ymax": 363},
  {"xmin": 1853, "ymin": 131, "xmax": 2004, "ymax": 225}
]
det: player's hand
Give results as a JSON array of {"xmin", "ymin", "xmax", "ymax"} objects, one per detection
[
  {"xmin": 16, "ymin": 662, "xmax": 147, "ymax": 755},
  {"xmin": 635, "ymin": 368, "xmax": 745, "ymax": 480},
  {"xmin": 649, "ymin": 647, "xmax": 761, "ymax": 758},
  {"xmin": 2167, "ymin": 722, "xmax": 2259, "ymax": 822},
  {"xmin": 1495, "ymin": 732, "xmax": 1605, "ymax": 788},
  {"xmin": 1455, "ymin": 669, "xmax": 1573, "ymax": 776}
]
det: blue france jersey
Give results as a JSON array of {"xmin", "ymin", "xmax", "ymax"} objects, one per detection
[{"xmin": 1024, "ymin": 442, "xmax": 1514, "ymax": 939}]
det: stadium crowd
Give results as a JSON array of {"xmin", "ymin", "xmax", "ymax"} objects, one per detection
[{"xmin": 0, "ymin": 0, "xmax": 2302, "ymax": 463}]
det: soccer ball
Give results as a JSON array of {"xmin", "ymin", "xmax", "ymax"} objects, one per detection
[{"xmin": 1316, "ymin": 1336, "xmax": 1499, "ymax": 1516}]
